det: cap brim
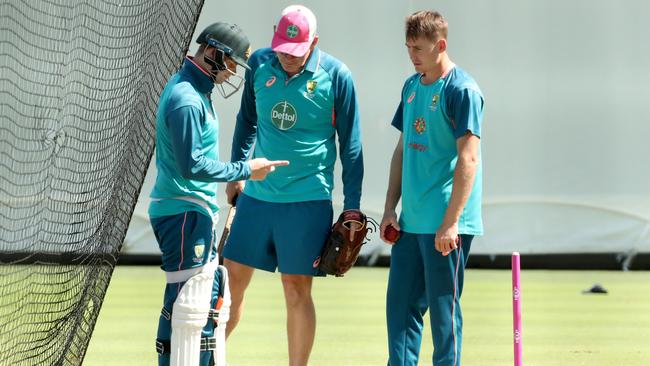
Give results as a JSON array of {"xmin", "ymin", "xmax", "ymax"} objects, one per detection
[{"xmin": 271, "ymin": 34, "xmax": 311, "ymax": 57}]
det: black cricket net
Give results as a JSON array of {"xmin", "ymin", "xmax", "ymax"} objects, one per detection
[{"xmin": 0, "ymin": 0, "xmax": 204, "ymax": 364}]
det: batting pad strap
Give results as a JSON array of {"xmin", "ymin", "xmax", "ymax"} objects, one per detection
[
  {"xmin": 155, "ymin": 337, "xmax": 217, "ymax": 354},
  {"xmin": 208, "ymin": 308, "xmax": 220, "ymax": 320},
  {"xmin": 156, "ymin": 339, "xmax": 167, "ymax": 355},
  {"xmin": 201, "ymin": 337, "xmax": 217, "ymax": 351}
]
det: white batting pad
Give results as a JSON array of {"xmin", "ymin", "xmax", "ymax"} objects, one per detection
[{"xmin": 170, "ymin": 270, "xmax": 214, "ymax": 366}]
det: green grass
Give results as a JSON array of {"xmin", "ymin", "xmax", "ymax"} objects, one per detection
[{"xmin": 86, "ymin": 266, "xmax": 650, "ymax": 365}]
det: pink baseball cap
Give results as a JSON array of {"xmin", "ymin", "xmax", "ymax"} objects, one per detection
[{"xmin": 271, "ymin": 5, "xmax": 317, "ymax": 57}]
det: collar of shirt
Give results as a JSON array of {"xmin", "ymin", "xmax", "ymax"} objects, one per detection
[
  {"xmin": 303, "ymin": 47, "xmax": 320, "ymax": 73},
  {"xmin": 181, "ymin": 56, "xmax": 214, "ymax": 94}
]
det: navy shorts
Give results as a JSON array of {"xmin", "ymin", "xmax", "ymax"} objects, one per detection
[
  {"xmin": 150, "ymin": 210, "xmax": 215, "ymax": 272},
  {"xmin": 222, "ymin": 194, "xmax": 333, "ymax": 276}
]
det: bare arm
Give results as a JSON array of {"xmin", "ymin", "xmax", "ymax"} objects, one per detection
[
  {"xmin": 435, "ymin": 132, "xmax": 480, "ymax": 255},
  {"xmin": 380, "ymin": 134, "xmax": 404, "ymax": 243}
]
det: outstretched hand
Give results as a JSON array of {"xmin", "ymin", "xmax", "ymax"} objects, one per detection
[{"xmin": 248, "ymin": 158, "xmax": 289, "ymax": 181}]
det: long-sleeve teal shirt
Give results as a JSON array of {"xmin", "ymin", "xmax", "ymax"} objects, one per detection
[{"xmin": 149, "ymin": 57, "xmax": 251, "ymax": 218}]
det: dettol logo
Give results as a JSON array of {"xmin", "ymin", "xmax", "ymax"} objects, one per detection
[{"xmin": 271, "ymin": 101, "xmax": 297, "ymax": 130}]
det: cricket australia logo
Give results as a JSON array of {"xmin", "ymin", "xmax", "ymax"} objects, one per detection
[
  {"xmin": 413, "ymin": 117, "xmax": 426, "ymax": 135},
  {"xmin": 271, "ymin": 101, "xmax": 298, "ymax": 130},
  {"xmin": 286, "ymin": 25, "xmax": 299, "ymax": 38},
  {"xmin": 306, "ymin": 80, "xmax": 317, "ymax": 93},
  {"xmin": 304, "ymin": 80, "xmax": 317, "ymax": 98},
  {"xmin": 193, "ymin": 243, "xmax": 205, "ymax": 263},
  {"xmin": 430, "ymin": 94, "xmax": 439, "ymax": 111}
]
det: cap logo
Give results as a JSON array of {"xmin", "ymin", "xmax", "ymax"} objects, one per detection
[
  {"xmin": 271, "ymin": 101, "xmax": 297, "ymax": 130},
  {"xmin": 286, "ymin": 25, "xmax": 299, "ymax": 38}
]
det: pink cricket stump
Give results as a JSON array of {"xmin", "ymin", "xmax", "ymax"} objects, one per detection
[{"xmin": 512, "ymin": 252, "xmax": 523, "ymax": 366}]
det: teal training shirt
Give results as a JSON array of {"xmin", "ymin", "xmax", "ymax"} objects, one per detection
[
  {"xmin": 231, "ymin": 48, "xmax": 363, "ymax": 209},
  {"xmin": 392, "ymin": 67, "xmax": 484, "ymax": 235},
  {"xmin": 149, "ymin": 57, "xmax": 251, "ymax": 219}
]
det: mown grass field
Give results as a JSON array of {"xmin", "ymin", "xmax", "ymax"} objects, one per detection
[{"xmin": 86, "ymin": 266, "xmax": 650, "ymax": 365}]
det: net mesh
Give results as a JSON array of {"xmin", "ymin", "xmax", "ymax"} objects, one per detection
[{"xmin": 0, "ymin": 1, "xmax": 204, "ymax": 364}]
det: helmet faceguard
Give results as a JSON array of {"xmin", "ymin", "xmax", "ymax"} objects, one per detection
[{"xmin": 203, "ymin": 38, "xmax": 245, "ymax": 98}]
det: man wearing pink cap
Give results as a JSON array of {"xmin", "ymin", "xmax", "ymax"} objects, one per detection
[{"xmin": 222, "ymin": 4, "xmax": 364, "ymax": 366}]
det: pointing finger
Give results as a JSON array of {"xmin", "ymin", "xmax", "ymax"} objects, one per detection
[{"xmin": 269, "ymin": 160, "xmax": 290, "ymax": 167}]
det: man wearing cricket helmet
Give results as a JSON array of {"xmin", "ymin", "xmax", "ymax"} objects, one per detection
[
  {"xmin": 148, "ymin": 22, "xmax": 288, "ymax": 366},
  {"xmin": 221, "ymin": 4, "xmax": 364, "ymax": 365},
  {"xmin": 380, "ymin": 10, "xmax": 484, "ymax": 366}
]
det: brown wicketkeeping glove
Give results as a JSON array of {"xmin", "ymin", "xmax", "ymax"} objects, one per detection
[{"xmin": 318, "ymin": 210, "xmax": 370, "ymax": 277}]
